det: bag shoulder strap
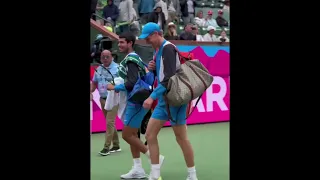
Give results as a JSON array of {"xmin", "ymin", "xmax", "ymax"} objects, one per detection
[
  {"xmin": 99, "ymin": 65, "xmax": 115, "ymax": 84},
  {"xmin": 162, "ymin": 43, "xmax": 192, "ymax": 63}
]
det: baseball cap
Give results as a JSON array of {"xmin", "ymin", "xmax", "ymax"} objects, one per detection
[
  {"xmin": 168, "ymin": 22, "xmax": 176, "ymax": 27},
  {"xmin": 207, "ymin": 26, "xmax": 216, "ymax": 31},
  {"xmin": 138, "ymin": 22, "xmax": 161, "ymax": 39},
  {"xmin": 96, "ymin": 34, "xmax": 103, "ymax": 40},
  {"xmin": 208, "ymin": 10, "xmax": 213, "ymax": 15}
]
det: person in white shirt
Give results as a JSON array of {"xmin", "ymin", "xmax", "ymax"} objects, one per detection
[
  {"xmin": 154, "ymin": 0, "xmax": 168, "ymax": 21},
  {"xmin": 167, "ymin": 0, "xmax": 177, "ymax": 23},
  {"xmin": 202, "ymin": 26, "xmax": 219, "ymax": 42},
  {"xmin": 130, "ymin": 7, "xmax": 141, "ymax": 37},
  {"xmin": 194, "ymin": 10, "xmax": 206, "ymax": 27},
  {"xmin": 217, "ymin": 30, "xmax": 230, "ymax": 42},
  {"xmin": 181, "ymin": 0, "xmax": 195, "ymax": 25},
  {"xmin": 118, "ymin": 0, "xmax": 134, "ymax": 33},
  {"xmin": 223, "ymin": 0, "xmax": 230, "ymax": 13},
  {"xmin": 204, "ymin": 10, "xmax": 219, "ymax": 28}
]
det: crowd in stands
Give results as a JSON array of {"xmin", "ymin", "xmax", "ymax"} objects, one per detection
[{"xmin": 91, "ymin": 0, "xmax": 230, "ymax": 42}]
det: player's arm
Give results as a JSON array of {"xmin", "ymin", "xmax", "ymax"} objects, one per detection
[
  {"xmin": 114, "ymin": 62, "xmax": 139, "ymax": 92},
  {"xmin": 150, "ymin": 44, "xmax": 177, "ymax": 100}
]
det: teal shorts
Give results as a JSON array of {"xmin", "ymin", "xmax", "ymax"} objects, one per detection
[
  {"xmin": 124, "ymin": 102, "xmax": 149, "ymax": 128},
  {"xmin": 151, "ymin": 103, "xmax": 188, "ymax": 126}
]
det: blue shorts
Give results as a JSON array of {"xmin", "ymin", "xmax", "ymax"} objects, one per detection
[
  {"xmin": 124, "ymin": 102, "xmax": 149, "ymax": 128},
  {"xmin": 151, "ymin": 103, "xmax": 188, "ymax": 126}
]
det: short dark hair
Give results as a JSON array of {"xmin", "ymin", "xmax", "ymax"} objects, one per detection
[{"xmin": 119, "ymin": 32, "xmax": 136, "ymax": 47}]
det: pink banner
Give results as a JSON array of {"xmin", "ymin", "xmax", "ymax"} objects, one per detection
[{"xmin": 91, "ymin": 46, "xmax": 229, "ymax": 132}]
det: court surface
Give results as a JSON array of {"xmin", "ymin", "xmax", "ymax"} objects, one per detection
[{"xmin": 91, "ymin": 122, "xmax": 229, "ymax": 180}]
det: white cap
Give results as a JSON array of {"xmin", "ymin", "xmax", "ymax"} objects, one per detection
[
  {"xmin": 168, "ymin": 22, "xmax": 175, "ymax": 26},
  {"xmin": 207, "ymin": 26, "xmax": 216, "ymax": 31}
]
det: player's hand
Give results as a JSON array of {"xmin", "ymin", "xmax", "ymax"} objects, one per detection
[
  {"xmin": 107, "ymin": 84, "xmax": 115, "ymax": 90},
  {"xmin": 143, "ymin": 97, "xmax": 154, "ymax": 109},
  {"xmin": 148, "ymin": 60, "xmax": 156, "ymax": 71}
]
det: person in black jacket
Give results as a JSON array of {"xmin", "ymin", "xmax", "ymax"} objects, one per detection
[
  {"xmin": 102, "ymin": 0, "xmax": 119, "ymax": 26},
  {"xmin": 147, "ymin": 5, "xmax": 166, "ymax": 31},
  {"xmin": 180, "ymin": 0, "xmax": 196, "ymax": 25},
  {"xmin": 179, "ymin": 23, "xmax": 196, "ymax": 40},
  {"xmin": 91, "ymin": 0, "xmax": 98, "ymax": 20},
  {"xmin": 216, "ymin": 10, "xmax": 229, "ymax": 27}
]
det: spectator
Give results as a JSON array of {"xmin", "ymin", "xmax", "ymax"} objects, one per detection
[
  {"xmin": 154, "ymin": 0, "xmax": 168, "ymax": 21},
  {"xmin": 204, "ymin": 10, "xmax": 218, "ymax": 28},
  {"xmin": 148, "ymin": 5, "xmax": 166, "ymax": 31},
  {"xmin": 164, "ymin": 22, "xmax": 179, "ymax": 40},
  {"xmin": 167, "ymin": 0, "xmax": 181, "ymax": 23},
  {"xmin": 180, "ymin": 0, "xmax": 195, "ymax": 25},
  {"xmin": 91, "ymin": 50, "xmax": 122, "ymax": 156},
  {"xmin": 179, "ymin": 23, "xmax": 196, "ymax": 40},
  {"xmin": 217, "ymin": 30, "xmax": 230, "ymax": 42},
  {"xmin": 216, "ymin": 10, "xmax": 228, "ymax": 27},
  {"xmin": 102, "ymin": 0, "xmax": 119, "ymax": 26},
  {"xmin": 104, "ymin": 23, "xmax": 114, "ymax": 32},
  {"xmin": 91, "ymin": 0, "xmax": 98, "ymax": 20},
  {"xmin": 118, "ymin": 0, "xmax": 134, "ymax": 33},
  {"xmin": 130, "ymin": 8, "xmax": 141, "ymax": 37},
  {"xmin": 138, "ymin": 0, "xmax": 155, "ymax": 24},
  {"xmin": 113, "ymin": 0, "xmax": 121, "ymax": 6},
  {"xmin": 223, "ymin": 0, "xmax": 230, "ymax": 13},
  {"xmin": 194, "ymin": 10, "xmax": 205, "ymax": 27},
  {"xmin": 132, "ymin": 0, "xmax": 140, "ymax": 20},
  {"xmin": 96, "ymin": 0, "xmax": 105, "ymax": 25},
  {"xmin": 203, "ymin": 26, "xmax": 219, "ymax": 42},
  {"xmin": 91, "ymin": 34, "xmax": 104, "ymax": 63},
  {"xmin": 191, "ymin": 25, "xmax": 204, "ymax": 41}
]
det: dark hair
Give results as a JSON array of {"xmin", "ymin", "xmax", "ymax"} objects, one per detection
[{"xmin": 119, "ymin": 32, "xmax": 136, "ymax": 47}]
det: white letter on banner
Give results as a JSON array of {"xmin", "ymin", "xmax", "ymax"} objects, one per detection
[
  {"xmin": 93, "ymin": 90, "xmax": 101, "ymax": 110},
  {"xmin": 206, "ymin": 76, "xmax": 228, "ymax": 112}
]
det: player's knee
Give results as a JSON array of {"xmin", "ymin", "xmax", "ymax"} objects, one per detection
[
  {"xmin": 122, "ymin": 129, "xmax": 131, "ymax": 142},
  {"xmin": 174, "ymin": 128, "xmax": 188, "ymax": 144},
  {"xmin": 145, "ymin": 131, "xmax": 157, "ymax": 143},
  {"xmin": 176, "ymin": 134, "xmax": 188, "ymax": 144}
]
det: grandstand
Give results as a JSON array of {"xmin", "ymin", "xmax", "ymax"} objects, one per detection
[
  {"xmin": 90, "ymin": 0, "xmax": 230, "ymax": 64},
  {"xmin": 92, "ymin": 0, "xmax": 229, "ymax": 38}
]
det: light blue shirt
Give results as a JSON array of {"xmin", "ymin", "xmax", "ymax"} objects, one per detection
[
  {"xmin": 205, "ymin": 19, "xmax": 219, "ymax": 28},
  {"xmin": 92, "ymin": 61, "xmax": 119, "ymax": 98}
]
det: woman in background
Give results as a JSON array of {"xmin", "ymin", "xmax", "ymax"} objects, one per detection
[
  {"xmin": 164, "ymin": 22, "xmax": 179, "ymax": 40},
  {"xmin": 217, "ymin": 30, "xmax": 230, "ymax": 42},
  {"xmin": 194, "ymin": 10, "xmax": 205, "ymax": 27}
]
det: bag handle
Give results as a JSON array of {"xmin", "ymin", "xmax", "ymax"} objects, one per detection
[{"xmin": 171, "ymin": 45, "xmax": 192, "ymax": 63}]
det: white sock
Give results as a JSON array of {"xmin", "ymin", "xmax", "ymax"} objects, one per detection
[
  {"xmin": 188, "ymin": 166, "xmax": 196, "ymax": 176},
  {"xmin": 133, "ymin": 158, "xmax": 142, "ymax": 168},
  {"xmin": 144, "ymin": 150, "xmax": 150, "ymax": 159},
  {"xmin": 151, "ymin": 164, "xmax": 161, "ymax": 178}
]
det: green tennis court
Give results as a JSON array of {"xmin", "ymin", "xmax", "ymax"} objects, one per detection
[{"xmin": 91, "ymin": 122, "xmax": 229, "ymax": 180}]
